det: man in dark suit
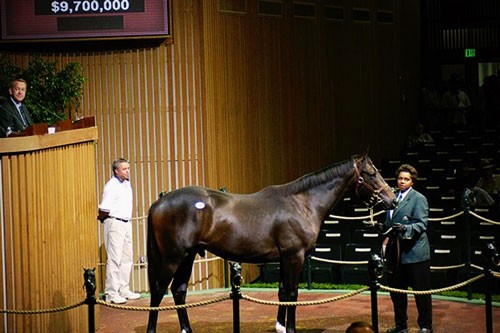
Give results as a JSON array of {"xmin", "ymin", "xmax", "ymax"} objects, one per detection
[
  {"xmin": 0, "ymin": 78, "xmax": 33, "ymax": 137},
  {"xmin": 385, "ymin": 164, "xmax": 433, "ymax": 333}
]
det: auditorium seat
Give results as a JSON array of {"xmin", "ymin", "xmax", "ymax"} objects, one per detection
[
  {"xmin": 340, "ymin": 243, "xmax": 380, "ymax": 285},
  {"xmin": 430, "ymin": 245, "xmax": 462, "ymax": 288},
  {"xmin": 308, "ymin": 243, "xmax": 342, "ymax": 283}
]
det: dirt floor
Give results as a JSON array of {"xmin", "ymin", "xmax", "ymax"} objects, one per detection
[{"xmin": 94, "ymin": 289, "xmax": 499, "ymax": 333}]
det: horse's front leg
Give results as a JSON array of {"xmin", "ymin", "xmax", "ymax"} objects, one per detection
[
  {"xmin": 275, "ymin": 282, "xmax": 287, "ymax": 333},
  {"xmin": 171, "ymin": 254, "xmax": 196, "ymax": 333}
]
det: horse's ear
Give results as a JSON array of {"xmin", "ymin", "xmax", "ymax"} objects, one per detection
[{"xmin": 364, "ymin": 146, "xmax": 370, "ymax": 157}]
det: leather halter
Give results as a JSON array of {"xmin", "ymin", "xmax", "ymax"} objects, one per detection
[{"xmin": 353, "ymin": 160, "xmax": 391, "ymax": 208}]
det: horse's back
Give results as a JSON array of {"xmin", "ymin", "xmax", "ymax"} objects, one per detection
[{"xmin": 148, "ymin": 186, "xmax": 227, "ymax": 245}]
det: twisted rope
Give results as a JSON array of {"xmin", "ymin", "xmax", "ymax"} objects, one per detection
[
  {"xmin": 0, "ymin": 300, "xmax": 86, "ymax": 314},
  {"xmin": 95, "ymin": 295, "xmax": 230, "ymax": 311},
  {"xmin": 329, "ymin": 210, "xmax": 385, "ymax": 220},
  {"xmin": 430, "ymin": 263, "xmax": 465, "ymax": 270},
  {"xmin": 468, "ymin": 211, "xmax": 500, "ymax": 225},
  {"xmin": 379, "ymin": 274, "xmax": 484, "ymax": 295},
  {"xmin": 241, "ymin": 286, "xmax": 370, "ymax": 306},
  {"xmin": 310, "ymin": 256, "xmax": 367, "ymax": 265},
  {"xmin": 311, "ymin": 255, "xmax": 468, "ymax": 271},
  {"xmin": 428, "ymin": 211, "xmax": 464, "ymax": 221}
]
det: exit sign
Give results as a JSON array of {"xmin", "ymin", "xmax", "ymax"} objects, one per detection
[{"xmin": 465, "ymin": 49, "xmax": 476, "ymax": 58}]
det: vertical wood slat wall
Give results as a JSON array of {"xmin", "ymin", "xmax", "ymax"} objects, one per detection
[
  {"xmin": 203, "ymin": 0, "xmax": 411, "ymax": 196},
  {"xmin": 0, "ymin": 135, "xmax": 98, "ymax": 333},
  {"xmin": 0, "ymin": 0, "xmax": 420, "ymax": 295},
  {"xmin": 83, "ymin": 0, "xmax": 208, "ymax": 292},
  {"xmin": 202, "ymin": 0, "xmax": 412, "ymax": 282}
]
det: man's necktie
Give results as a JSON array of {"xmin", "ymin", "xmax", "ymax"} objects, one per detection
[{"xmin": 18, "ymin": 105, "xmax": 29, "ymax": 127}]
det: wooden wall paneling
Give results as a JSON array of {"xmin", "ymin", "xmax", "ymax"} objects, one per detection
[
  {"xmin": 1, "ymin": 156, "xmax": 12, "ymax": 332},
  {"xmin": 0, "ymin": 134, "xmax": 98, "ymax": 331},
  {"xmin": 28, "ymin": 152, "xmax": 40, "ymax": 329},
  {"xmin": 166, "ymin": 46, "xmax": 178, "ymax": 192},
  {"xmin": 149, "ymin": 47, "xmax": 162, "ymax": 204},
  {"xmin": 0, "ymin": 160, "xmax": 5, "ymax": 333}
]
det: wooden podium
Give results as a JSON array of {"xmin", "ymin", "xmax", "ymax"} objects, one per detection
[{"xmin": 0, "ymin": 119, "xmax": 99, "ymax": 332}]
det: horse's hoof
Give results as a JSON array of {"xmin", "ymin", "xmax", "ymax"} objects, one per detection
[{"xmin": 275, "ymin": 321, "xmax": 286, "ymax": 333}]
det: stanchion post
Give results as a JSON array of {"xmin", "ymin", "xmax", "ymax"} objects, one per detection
[
  {"xmin": 461, "ymin": 188, "xmax": 473, "ymax": 300},
  {"xmin": 230, "ymin": 262, "xmax": 243, "ymax": 333},
  {"xmin": 306, "ymin": 255, "xmax": 312, "ymax": 290},
  {"xmin": 368, "ymin": 253, "xmax": 383, "ymax": 333},
  {"xmin": 482, "ymin": 243, "xmax": 499, "ymax": 333},
  {"xmin": 224, "ymin": 260, "xmax": 229, "ymax": 289},
  {"xmin": 83, "ymin": 268, "xmax": 97, "ymax": 333}
]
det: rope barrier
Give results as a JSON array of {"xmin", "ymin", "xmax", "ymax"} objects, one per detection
[
  {"xmin": 241, "ymin": 286, "xmax": 370, "ymax": 306},
  {"xmin": 310, "ymin": 255, "xmax": 367, "ymax": 265},
  {"xmin": 95, "ymin": 295, "xmax": 230, "ymax": 311},
  {"xmin": 0, "ymin": 300, "xmax": 86, "ymax": 314},
  {"xmin": 469, "ymin": 211, "xmax": 500, "ymax": 226},
  {"xmin": 329, "ymin": 210, "xmax": 385, "ymax": 220},
  {"xmin": 430, "ymin": 263, "xmax": 465, "ymax": 270},
  {"xmin": 379, "ymin": 274, "xmax": 485, "ymax": 295},
  {"xmin": 428, "ymin": 211, "xmax": 464, "ymax": 221},
  {"xmin": 1, "ymin": 269, "xmax": 495, "ymax": 315},
  {"xmin": 329, "ymin": 208, "xmax": 500, "ymax": 225},
  {"xmin": 311, "ymin": 255, "xmax": 469, "ymax": 270}
]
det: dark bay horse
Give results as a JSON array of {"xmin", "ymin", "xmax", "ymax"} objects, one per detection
[{"xmin": 146, "ymin": 153, "xmax": 396, "ymax": 333}]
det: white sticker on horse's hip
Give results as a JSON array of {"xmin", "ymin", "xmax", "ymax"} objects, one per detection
[{"xmin": 195, "ymin": 201, "xmax": 205, "ymax": 209}]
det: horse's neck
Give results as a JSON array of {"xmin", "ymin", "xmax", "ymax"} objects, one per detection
[{"xmin": 305, "ymin": 167, "xmax": 356, "ymax": 219}]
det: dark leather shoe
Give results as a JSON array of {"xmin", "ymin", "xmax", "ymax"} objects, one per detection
[
  {"xmin": 386, "ymin": 326, "xmax": 409, "ymax": 333},
  {"xmin": 418, "ymin": 329, "xmax": 433, "ymax": 333}
]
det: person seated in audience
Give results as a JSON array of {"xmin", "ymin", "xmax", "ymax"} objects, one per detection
[
  {"xmin": 406, "ymin": 123, "xmax": 434, "ymax": 149},
  {"xmin": 476, "ymin": 159, "xmax": 500, "ymax": 211}
]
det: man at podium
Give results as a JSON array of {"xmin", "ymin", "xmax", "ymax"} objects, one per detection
[{"xmin": 0, "ymin": 78, "xmax": 33, "ymax": 137}]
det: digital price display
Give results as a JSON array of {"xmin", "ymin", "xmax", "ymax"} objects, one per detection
[{"xmin": 1, "ymin": 0, "xmax": 169, "ymax": 41}]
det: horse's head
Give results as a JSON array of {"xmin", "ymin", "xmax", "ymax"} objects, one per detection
[{"xmin": 353, "ymin": 153, "xmax": 397, "ymax": 210}]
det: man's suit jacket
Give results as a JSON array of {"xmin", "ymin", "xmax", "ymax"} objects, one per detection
[
  {"xmin": 385, "ymin": 188, "xmax": 430, "ymax": 264},
  {"xmin": 0, "ymin": 98, "xmax": 33, "ymax": 137}
]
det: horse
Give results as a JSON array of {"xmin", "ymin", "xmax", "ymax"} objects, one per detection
[{"xmin": 146, "ymin": 153, "xmax": 396, "ymax": 333}]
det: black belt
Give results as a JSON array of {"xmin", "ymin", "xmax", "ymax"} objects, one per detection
[{"xmin": 110, "ymin": 216, "xmax": 130, "ymax": 222}]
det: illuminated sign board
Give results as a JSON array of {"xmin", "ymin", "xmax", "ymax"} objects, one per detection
[{"xmin": 1, "ymin": 0, "xmax": 169, "ymax": 41}]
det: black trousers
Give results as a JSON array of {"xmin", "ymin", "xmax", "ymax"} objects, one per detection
[{"xmin": 388, "ymin": 260, "xmax": 433, "ymax": 329}]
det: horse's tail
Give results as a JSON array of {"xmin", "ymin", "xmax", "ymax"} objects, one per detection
[{"xmin": 147, "ymin": 201, "xmax": 163, "ymax": 295}]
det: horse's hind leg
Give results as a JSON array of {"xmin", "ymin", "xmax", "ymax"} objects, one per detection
[
  {"xmin": 171, "ymin": 253, "xmax": 196, "ymax": 333},
  {"xmin": 147, "ymin": 264, "xmax": 173, "ymax": 333}
]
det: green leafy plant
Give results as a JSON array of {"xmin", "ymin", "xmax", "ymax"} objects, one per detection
[{"xmin": 0, "ymin": 55, "xmax": 86, "ymax": 125}]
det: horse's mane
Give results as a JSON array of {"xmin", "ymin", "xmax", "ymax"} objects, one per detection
[{"xmin": 271, "ymin": 158, "xmax": 355, "ymax": 196}]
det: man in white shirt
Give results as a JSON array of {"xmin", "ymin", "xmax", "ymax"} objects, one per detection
[{"xmin": 98, "ymin": 158, "xmax": 140, "ymax": 304}]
